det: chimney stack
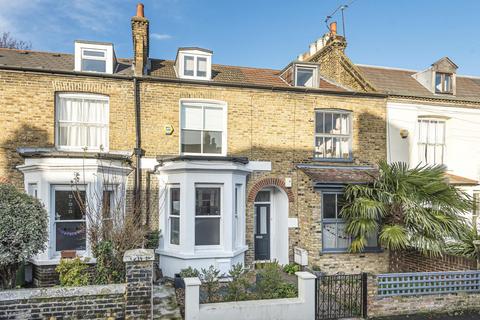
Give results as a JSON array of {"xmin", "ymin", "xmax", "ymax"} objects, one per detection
[
  {"xmin": 329, "ymin": 21, "xmax": 337, "ymax": 36},
  {"xmin": 131, "ymin": 3, "xmax": 149, "ymax": 76}
]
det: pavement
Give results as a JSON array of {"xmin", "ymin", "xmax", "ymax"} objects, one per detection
[{"xmin": 372, "ymin": 310, "xmax": 480, "ymax": 320}]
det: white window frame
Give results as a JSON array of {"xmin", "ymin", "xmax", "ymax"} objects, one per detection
[
  {"xmin": 233, "ymin": 184, "xmax": 244, "ymax": 249},
  {"xmin": 51, "ymin": 184, "xmax": 87, "ymax": 257},
  {"xmin": 168, "ymin": 185, "xmax": 181, "ymax": 246},
  {"xmin": 74, "ymin": 41, "xmax": 114, "ymax": 74},
  {"xmin": 55, "ymin": 93, "xmax": 110, "ymax": 152},
  {"xmin": 194, "ymin": 184, "xmax": 223, "ymax": 249},
  {"xmin": 314, "ymin": 109, "xmax": 353, "ymax": 161},
  {"xmin": 294, "ymin": 64, "xmax": 319, "ymax": 88},
  {"xmin": 178, "ymin": 53, "xmax": 212, "ymax": 80},
  {"xmin": 417, "ymin": 118, "xmax": 446, "ymax": 166},
  {"xmin": 179, "ymin": 99, "xmax": 227, "ymax": 156}
]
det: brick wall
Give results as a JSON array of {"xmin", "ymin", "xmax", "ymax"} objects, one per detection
[
  {"xmin": 367, "ymin": 274, "xmax": 480, "ymax": 318},
  {"xmin": 389, "ymin": 250, "xmax": 477, "ymax": 273}
]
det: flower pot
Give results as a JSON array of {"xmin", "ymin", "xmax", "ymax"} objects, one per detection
[{"xmin": 174, "ymin": 274, "xmax": 185, "ymax": 289}]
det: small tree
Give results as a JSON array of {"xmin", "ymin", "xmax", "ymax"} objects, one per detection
[
  {"xmin": 341, "ymin": 161, "xmax": 472, "ymax": 256},
  {"xmin": 0, "ymin": 32, "xmax": 31, "ymax": 50},
  {"xmin": 0, "ymin": 183, "xmax": 48, "ymax": 289}
]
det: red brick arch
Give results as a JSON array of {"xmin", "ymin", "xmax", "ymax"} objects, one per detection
[{"xmin": 247, "ymin": 177, "xmax": 294, "ymax": 203}]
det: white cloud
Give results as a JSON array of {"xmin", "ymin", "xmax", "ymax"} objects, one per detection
[{"xmin": 151, "ymin": 33, "xmax": 172, "ymax": 40}]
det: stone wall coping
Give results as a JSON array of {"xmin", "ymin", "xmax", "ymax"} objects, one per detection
[
  {"xmin": 123, "ymin": 248, "xmax": 155, "ymax": 262},
  {"xmin": 184, "ymin": 277, "xmax": 202, "ymax": 286},
  {"xmin": 0, "ymin": 283, "xmax": 126, "ymax": 301},
  {"xmin": 295, "ymin": 271, "xmax": 317, "ymax": 280}
]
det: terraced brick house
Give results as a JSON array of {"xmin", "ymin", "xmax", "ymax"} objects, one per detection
[{"xmin": 3, "ymin": 3, "xmax": 444, "ymax": 286}]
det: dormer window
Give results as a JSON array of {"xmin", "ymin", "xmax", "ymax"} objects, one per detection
[
  {"xmin": 295, "ymin": 65, "xmax": 318, "ymax": 88},
  {"xmin": 74, "ymin": 41, "xmax": 116, "ymax": 74},
  {"xmin": 175, "ymin": 48, "xmax": 212, "ymax": 80},
  {"xmin": 435, "ymin": 72, "xmax": 453, "ymax": 94}
]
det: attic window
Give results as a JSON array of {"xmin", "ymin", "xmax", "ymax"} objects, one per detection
[
  {"xmin": 74, "ymin": 41, "xmax": 115, "ymax": 74},
  {"xmin": 295, "ymin": 65, "xmax": 318, "ymax": 88},
  {"xmin": 435, "ymin": 72, "xmax": 453, "ymax": 94},
  {"xmin": 175, "ymin": 48, "xmax": 212, "ymax": 80}
]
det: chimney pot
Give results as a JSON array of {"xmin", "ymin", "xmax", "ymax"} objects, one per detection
[
  {"xmin": 329, "ymin": 21, "xmax": 337, "ymax": 36},
  {"xmin": 136, "ymin": 3, "xmax": 145, "ymax": 18}
]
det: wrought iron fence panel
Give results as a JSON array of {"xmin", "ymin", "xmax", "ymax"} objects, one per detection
[
  {"xmin": 377, "ymin": 270, "xmax": 480, "ymax": 297},
  {"xmin": 315, "ymin": 273, "xmax": 367, "ymax": 320}
]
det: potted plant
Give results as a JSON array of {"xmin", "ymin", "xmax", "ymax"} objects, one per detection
[{"xmin": 176, "ymin": 267, "xmax": 200, "ymax": 289}]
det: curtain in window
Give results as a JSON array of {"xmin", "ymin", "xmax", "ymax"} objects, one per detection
[{"xmin": 57, "ymin": 95, "xmax": 109, "ymax": 150}]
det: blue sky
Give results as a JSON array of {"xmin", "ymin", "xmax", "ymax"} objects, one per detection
[{"xmin": 1, "ymin": 0, "xmax": 480, "ymax": 75}]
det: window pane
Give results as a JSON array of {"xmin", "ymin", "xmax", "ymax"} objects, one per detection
[
  {"xmin": 55, "ymin": 190, "xmax": 85, "ymax": 220},
  {"xmin": 197, "ymin": 57, "xmax": 207, "ymax": 77},
  {"xmin": 324, "ymin": 113, "xmax": 333, "ymax": 134},
  {"xmin": 259, "ymin": 206, "xmax": 267, "ymax": 234},
  {"xmin": 296, "ymin": 68, "xmax": 314, "ymax": 87},
  {"xmin": 170, "ymin": 217, "xmax": 180, "ymax": 245},
  {"xmin": 81, "ymin": 59, "xmax": 106, "ymax": 72},
  {"xmin": 322, "ymin": 223, "xmax": 336, "ymax": 250},
  {"xmin": 418, "ymin": 121, "xmax": 428, "ymax": 143},
  {"xmin": 56, "ymin": 221, "xmax": 86, "ymax": 251},
  {"xmin": 365, "ymin": 230, "xmax": 378, "ymax": 248},
  {"xmin": 181, "ymin": 105, "xmax": 203, "ymax": 129},
  {"xmin": 340, "ymin": 114, "xmax": 349, "ymax": 134},
  {"xmin": 435, "ymin": 73, "xmax": 442, "ymax": 92},
  {"xmin": 323, "ymin": 194, "xmax": 336, "ymax": 219},
  {"xmin": 255, "ymin": 191, "xmax": 270, "ymax": 202},
  {"xmin": 170, "ymin": 188, "xmax": 180, "ymax": 216},
  {"xmin": 315, "ymin": 137, "xmax": 325, "ymax": 158},
  {"xmin": 325, "ymin": 137, "xmax": 333, "ymax": 158},
  {"xmin": 203, "ymin": 131, "xmax": 222, "ymax": 154},
  {"xmin": 195, "ymin": 217, "xmax": 220, "ymax": 245},
  {"xmin": 436, "ymin": 121, "xmax": 445, "ymax": 143},
  {"xmin": 445, "ymin": 74, "xmax": 452, "ymax": 92},
  {"xmin": 83, "ymin": 50, "xmax": 105, "ymax": 57},
  {"xmin": 341, "ymin": 138, "xmax": 350, "ymax": 159},
  {"xmin": 332, "ymin": 113, "xmax": 342, "ymax": 134},
  {"xmin": 196, "ymin": 188, "xmax": 221, "ymax": 216},
  {"xmin": 428, "ymin": 121, "xmax": 436, "ymax": 144},
  {"xmin": 181, "ymin": 129, "xmax": 201, "ymax": 153},
  {"xmin": 336, "ymin": 223, "xmax": 351, "ymax": 249},
  {"xmin": 204, "ymin": 107, "xmax": 223, "ymax": 131},
  {"xmin": 184, "ymin": 56, "xmax": 194, "ymax": 76},
  {"xmin": 332, "ymin": 137, "xmax": 341, "ymax": 158},
  {"xmin": 315, "ymin": 112, "xmax": 324, "ymax": 134},
  {"xmin": 102, "ymin": 190, "xmax": 113, "ymax": 220}
]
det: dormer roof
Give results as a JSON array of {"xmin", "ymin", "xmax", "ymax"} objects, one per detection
[{"xmin": 431, "ymin": 56, "xmax": 458, "ymax": 72}]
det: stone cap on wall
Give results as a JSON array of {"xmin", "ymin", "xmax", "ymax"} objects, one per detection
[{"xmin": 123, "ymin": 249, "xmax": 155, "ymax": 262}]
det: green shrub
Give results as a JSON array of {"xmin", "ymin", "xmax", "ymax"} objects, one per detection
[
  {"xmin": 0, "ymin": 183, "xmax": 48, "ymax": 289},
  {"xmin": 144, "ymin": 230, "xmax": 160, "ymax": 249},
  {"xmin": 92, "ymin": 240, "xmax": 123, "ymax": 284},
  {"xmin": 226, "ymin": 263, "xmax": 251, "ymax": 301},
  {"xmin": 56, "ymin": 257, "xmax": 90, "ymax": 287},
  {"xmin": 200, "ymin": 265, "xmax": 220, "ymax": 303},
  {"xmin": 179, "ymin": 266, "xmax": 200, "ymax": 278},
  {"xmin": 256, "ymin": 261, "xmax": 297, "ymax": 299},
  {"xmin": 282, "ymin": 263, "xmax": 301, "ymax": 275}
]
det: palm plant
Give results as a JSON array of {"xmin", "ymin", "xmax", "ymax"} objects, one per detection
[
  {"xmin": 340, "ymin": 161, "xmax": 472, "ymax": 256},
  {"xmin": 446, "ymin": 223, "xmax": 480, "ymax": 259}
]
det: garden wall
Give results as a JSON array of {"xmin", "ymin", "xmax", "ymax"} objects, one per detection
[
  {"xmin": 389, "ymin": 250, "xmax": 477, "ymax": 272},
  {"xmin": 0, "ymin": 284, "xmax": 125, "ymax": 320},
  {"xmin": 183, "ymin": 272, "xmax": 316, "ymax": 320},
  {"xmin": 367, "ymin": 273, "xmax": 480, "ymax": 318},
  {"xmin": 0, "ymin": 249, "xmax": 161, "ymax": 320}
]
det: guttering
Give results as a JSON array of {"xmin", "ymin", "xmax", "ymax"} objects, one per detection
[
  {"xmin": 133, "ymin": 77, "xmax": 144, "ymax": 207},
  {"xmin": 0, "ymin": 65, "xmax": 387, "ymax": 99}
]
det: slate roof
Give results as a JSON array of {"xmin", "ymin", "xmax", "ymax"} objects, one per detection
[
  {"xmin": 0, "ymin": 48, "xmax": 345, "ymax": 91},
  {"xmin": 357, "ymin": 65, "xmax": 480, "ymax": 103}
]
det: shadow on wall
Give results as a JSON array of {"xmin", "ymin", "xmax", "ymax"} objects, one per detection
[{"xmin": 1, "ymin": 123, "xmax": 52, "ymax": 187}]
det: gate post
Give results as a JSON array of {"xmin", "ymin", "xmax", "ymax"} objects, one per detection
[{"xmin": 362, "ymin": 272, "xmax": 368, "ymax": 318}]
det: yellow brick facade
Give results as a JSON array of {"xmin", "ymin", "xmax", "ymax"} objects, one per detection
[{"xmin": 0, "ymin": 68, "xmax": 389, "ymax": 275}]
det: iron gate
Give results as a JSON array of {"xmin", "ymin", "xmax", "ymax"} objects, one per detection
[{"xmin": 315, "ymin": 273, "xmax": 367, "ymax": 320}]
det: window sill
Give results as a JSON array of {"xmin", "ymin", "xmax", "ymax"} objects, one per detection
[
  {"xmin": 312, "ymin": 158, "xmax": 354, "ymax": 163},
  {"xmin": 320, "ymin": 248, "xmax": 383, "ymax": 255}
]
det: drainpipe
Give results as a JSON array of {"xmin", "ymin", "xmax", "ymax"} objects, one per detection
[{"xmin": 133, "ymin": 77, "xmax": 144, "ymax": 211}]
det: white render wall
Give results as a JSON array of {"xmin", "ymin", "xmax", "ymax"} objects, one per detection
[
  {"xmin": 183, "ymin": 272, "xmax": 316, "ymax": 320},
  {"xmin": 387, "ymin": 101, "xmax": 480, "ymax": 223}
]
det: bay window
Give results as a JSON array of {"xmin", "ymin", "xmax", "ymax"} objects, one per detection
[
  {"xmin": 56, "ymin": 93, "xmax": 109, "ymax": 151},
  {"xmin": 52, "ymin": 185, "xmax": 86, "ymax": 252},
  {"xmin": 195, "ymin": 186, "xmax": 221, "ymax": 246},
  {"xmin": 418, "ymin": 118, "xmax": 446, "ymax": 166},
  {"xmin": 315, "ymin": 110, "xmax": 352, "ymax": 160},
  {"xmin": 180, "ymin": 101, "xmax": 226, "ymax": 155}
]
